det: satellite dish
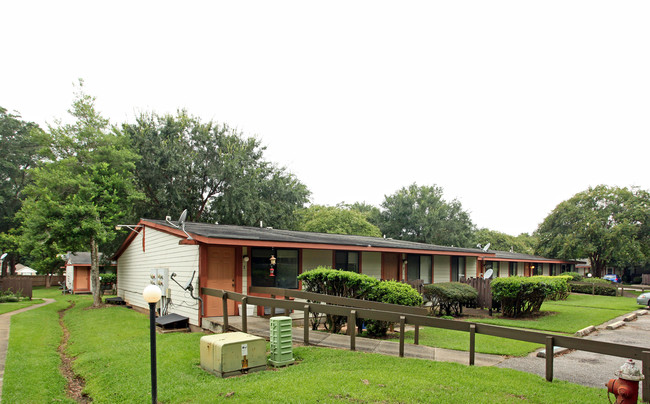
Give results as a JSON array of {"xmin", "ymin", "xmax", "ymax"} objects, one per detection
[
  {"xmin": 482, "ymin": 243, "xmax": 491, "ymax": 252},
  {"xmin": 184, "ymin": 271, "xmax": 195, "ymax": 291},
  {"xmin": 485, "ymin": 269, "xmax": 494, "ymax": 279},
  {"xmin": 178, "ymin": 209, "xmax": 188, "ymax": 225},
  {"xmin": 0, "ymin": 253, "xmax": 7, "ymax": 260}
]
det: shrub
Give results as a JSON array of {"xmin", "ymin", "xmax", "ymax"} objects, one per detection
[
  {"xmin": 100, "ymin": 273, "xmax": 117, "ymax": 285},
  {"xmin": 570, "ymin": 277, "xmax": 616, "ymax": 296},
  {"xmin": 0, "ymin": 290, "xmax": 22, "ymax": 303},
  {"xmin": 364, "ymin": 281, "xmax": 423, "ymax": 336},
  {"xmin": 561, "ymin": 272, "xmax": 583, "ymax": 282},
  {"xmin": 298, "ymin": 268, "xmax": 422, "ymax": 336},
  {"xmin": 423, "ymin": 282, "xmax": 478, "ymax": 316},
  {"xmin": 298, "ymin": 267, "xmax": 379, "ymax": 333},
  {"xmin": 491, "ymin": 276, "xmax": 569, "ymax": 318}
]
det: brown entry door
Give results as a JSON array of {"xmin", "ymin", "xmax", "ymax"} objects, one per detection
[
  {"xmin": 74, "ymin": 268, "xmax": 90, "ymax": 292},
  {"xmin": 204, "ymin": 246, "xmax": 236, "ymax": 317},
  {"xmin": 382, "ymin": 253, "xmax": 400, "ymax": 281}
]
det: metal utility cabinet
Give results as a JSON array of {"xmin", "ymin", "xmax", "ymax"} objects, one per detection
[
  {"xmin": 200, "ymin": 332, "xmax": 266, "ymax": 378},
  {"xmin": 269, "ymin": 316, "xmax": 294, "ymax": 367}
]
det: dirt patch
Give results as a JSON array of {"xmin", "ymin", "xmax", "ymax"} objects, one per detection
[{"xmin": 58, "ymin": 302, "xmax": 92, "ymax": 403}]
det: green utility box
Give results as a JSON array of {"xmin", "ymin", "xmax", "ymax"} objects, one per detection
[
  {"xmin": 269, "ymin": 316, "xmax": 294, "ymax": 367},
  {"xmin": 200, "ymin": 332, "xmax": 266, "ymax": 378}
]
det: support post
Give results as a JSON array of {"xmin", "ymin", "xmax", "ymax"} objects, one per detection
[
  {"xmin": 241, "ymin": 296, "xmax": 248, "ymax": 333},
  {"xmin": 469, "ymin": 324, "xmax": 476, "ymax": 366},
  {"xmin": 399, "ymin": 316, "xmax": 405, "ymax": 358},
  {"xmin": 222, "ymin": 292, "xmax": 228, "ymax": 332},
  {"xmin": 303, "ymin": 305, "xmax": 310, "ymax": 345},
  {"xmin": 642, "ymin": 351, "xmax": 650, "ymax": 403},
  {"xmin": 349, "ymin": 310, "xmax": 356, "ymax": 351},
  {"xmin": 270, "ymin": 294, "xmax": 276, "ymax": 317},
  {"xmin": 148, "ymin": 302, "xmax": 157, "ymax": 404},
  {"xmin": 545, "ymin": 336, "xmax": 554, "ymax": 382},
  {"xmin": 414, "ymin": 325, "xmax": 419, "ymax": 345}
]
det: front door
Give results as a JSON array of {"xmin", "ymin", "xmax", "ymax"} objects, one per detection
[
  {"xmin": 382, "ymin": 253, "xmax": 400, "ymax": 281},
  {"xmin": 74, "ymin": 268, "xmax": 90, "ymax": 292},
  {"xmin": 204, "ymin": 246, "xmax": 236, "ymax": 316}
]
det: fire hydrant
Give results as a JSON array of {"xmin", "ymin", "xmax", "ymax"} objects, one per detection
[{"xmin": 606, "ymin": 359, "xmax": 644, "ymax": 403}]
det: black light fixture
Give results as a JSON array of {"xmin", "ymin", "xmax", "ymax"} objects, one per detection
[{"xmin": 143, "ymin": 284, "xmax": 162, "ymax": 404}]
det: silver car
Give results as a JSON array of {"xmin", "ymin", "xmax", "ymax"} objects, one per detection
[{"xmin": 637, "ymin": 292, "xmax": 650, "ymax": 306}]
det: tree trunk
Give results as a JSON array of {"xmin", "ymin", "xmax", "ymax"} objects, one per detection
[{"xmin": 90, "ymin": 236, "xmax": 101, "ymax": 307}]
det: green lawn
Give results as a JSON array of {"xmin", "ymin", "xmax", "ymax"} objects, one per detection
[
  {"xmin": 0, "ymin": 298, "xmax": 44, "ymax": 314},
  {"xmin": 3, "ymin": 289, "xmax": 608, "ymax": 403},
  {"xmin": 395, "ymin": 293, "xmax": 641, "ymax": 357},
  {"xmin": 473, "ymin": 293, "xmax": 641, "ymax": 333}
]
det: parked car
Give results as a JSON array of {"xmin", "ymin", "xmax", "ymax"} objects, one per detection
[
  {"xmin": 637, "ymin": 292, "xmax": 650, "ymax": 307},
  {"xmin": 603, "ymin": 274, "xmax": 621, "ymax": 283}
]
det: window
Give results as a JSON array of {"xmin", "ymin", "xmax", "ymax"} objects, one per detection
[
  {"xmin": 451, "ymin": 256, "xmax": 466, "ymax": 282},
  {"xmin": 335, "ymin": 251, "xmax": 359, "ymax": 272},
  {"xmin": 407, "ymin": 254, "xmax": 432, "ymax": 283},
  {"xmin": 251, "ymin": 248, "xmax": 299, "ymax": 289},
  {"xmin": 509, "ymin": 262, "xmax": 517, "ymax": 276},
  {"xmin": 550, "ymin": 264, "xmax": 556, "ymax": 276},
  {"xmin": 531, "ymin": 263, "xmax": 542, "ymax": 276}
]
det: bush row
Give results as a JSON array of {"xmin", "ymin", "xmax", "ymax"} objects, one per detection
[
  {"xmin": 297, "ymin": 267, "xmax": 422, "ymax": 336},
  {"xmin": 569, "ymin": 277, "xmax": 616, "ymax": 296},
  {"xmin": 491, "ymin": 276, "xmax": 569, "ymax": 318},
  {"xmin": 422, "ymin": 282, "xmax": 478, "ymax": 316}
]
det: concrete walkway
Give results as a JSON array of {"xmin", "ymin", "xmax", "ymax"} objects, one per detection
[
  {"xmin": 204, "ymin": 315, "xmax": 506, "ymax": 367},
  {"xmin": 0, "ymin": 298, "xmax": 55, "ymax": 402}
]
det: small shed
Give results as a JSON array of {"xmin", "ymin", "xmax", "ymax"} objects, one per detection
[{"xmin": 63, "ymin": 252, "xmax": 115, "ymax": 294}]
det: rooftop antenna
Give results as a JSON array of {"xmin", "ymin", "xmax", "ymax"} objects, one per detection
[{"xmin": 166, "ymin": 209, "xmax": 193, "ymax": 240}]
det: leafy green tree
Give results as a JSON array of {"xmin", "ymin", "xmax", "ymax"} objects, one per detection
[
  {"xmin": 0, "ymin": 106, "xmax": 45, "ymax": 275},
  {"xmin": 536, "ymin": 185, "xmax": 650, "ymax": 277},
  {"xmin": 377, "ymin": 183, "xmax": 475, "ymax": 247},
  {"xmin": 19, "ymin": 83, "xmax": 142, "ymax": 305},
  {"xmin": 124, "ymin": 111, "xmax": 310, "ymax": 228},
  {"xmin": 472, "ymin": 228, "xmax": 537, "ymax": 255},
  {"xmin": 347, "ymin": 202, "xmax": 382, "ymax": 227},
  {"xmin": 296, "ymin": 205, "xmax": 382, "ymax": 237}
]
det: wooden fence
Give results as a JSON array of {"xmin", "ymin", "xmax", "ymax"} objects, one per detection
[
  {"xmin": 202, "ymin": 286, "xmax": 650, "ymax": 402},
  {"xmin": 1, "ymin": 278, "xmax": 33, "ymax": 299},
  {"xmin": 462, "ymin": 277, "xmax": 492, "ymax": 312},
  {"xmin": 643, "ymin": 274, "xmax": 650, "ymax": 286}
]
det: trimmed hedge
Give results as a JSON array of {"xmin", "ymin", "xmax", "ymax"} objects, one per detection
[
  {"xmin": 422, "ymin": 282, "xmax": 478, "ymax": 316},
  {"xmin": 297, "ymin": 267, "xmax": 422, "ymax": 336},
  {"xmin": 491, "ymin": 276, "xmax": 570, "ymax": 318},
  {"xmin": 561, "ymin": 272, "xmax": 583, "ymax": 282},
  {"xmin": 570, "ymin": 278, "xmax": 616, "ymax": 296}
]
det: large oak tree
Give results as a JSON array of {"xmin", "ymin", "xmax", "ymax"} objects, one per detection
[
  {"xmin": 19, "ymin": 83, "xmax": 142, "ymax": 305},
  {"xmin": 536, "ymin": 185, "xmax": 650, "ymax": 277},
  {"xmin": 124, "ymin": 111, "xmax": 310, "ymax": 228}
]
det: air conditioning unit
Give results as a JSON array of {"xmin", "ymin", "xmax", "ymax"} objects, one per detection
[{"xmin": 200, "ymin": 332, "xmax": 266, "ymax": 378}]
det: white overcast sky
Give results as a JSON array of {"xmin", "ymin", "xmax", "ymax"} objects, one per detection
[{"xmin": 2, "ymin": 1, "xmax": 648, "ymax": 236}]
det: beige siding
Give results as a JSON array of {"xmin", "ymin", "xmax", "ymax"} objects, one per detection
[
  {"xmin": 433, "ymin": 255, "xmax": 450, "ymax": 283},
  {"xmin": 499, "ymin": 262, "xmax": 509, "ymax": 278},
  {"xmin": 362, "ymin": 251, "xmax": 381, "ymax": 280},
  {"xmin": 65, "ymin": 264, "xmax": 74, "ymax": 289},
  {"xmin": 302, "ymin": 249, "xmax": 332, "ymax": 271},
  {"xmin": 465, "ymin": 257, "xmax": 477, "ymax": 278},
  {"xmin": 117, "ymin": 228, "xmax": 201, "ymax": 326},
  {"xmin": 542, "ymin": 263, "xmax": 549, "ymax": 276}
]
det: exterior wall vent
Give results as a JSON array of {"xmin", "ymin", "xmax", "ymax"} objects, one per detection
[{"xmin": 269, "ymin": 316, "xmax": 295, "ymax": 367}]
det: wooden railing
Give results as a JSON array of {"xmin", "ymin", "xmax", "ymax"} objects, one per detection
[{"xmin": 202, "ymin": 286, "xmax": 650, "ymax": 401}]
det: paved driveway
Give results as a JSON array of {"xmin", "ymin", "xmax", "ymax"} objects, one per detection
[{"xmin": 496, "ymin": 310, "xmax": 650, "ymax": 391}]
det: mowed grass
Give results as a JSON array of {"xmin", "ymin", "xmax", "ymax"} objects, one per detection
[
  {"xmin": 61, "ymin": 297, "xmax": 605, "ymax": 403},
  {"xmin": 396, "ymin": 293, "xmax": 641, "ymax": 356},
  {"xmin": 2, "ymin": 289, "xmax": 78, "ymax": 403},
  {"xmin": 472, "ymin": 293, "xmax": 641, "ymax": 333},
  {"xmin": 0, "ymin": 298, "xmax": 44, "ymax": 315}
]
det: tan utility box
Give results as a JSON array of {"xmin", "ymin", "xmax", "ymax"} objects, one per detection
[{"xmin": 200, "ymin": 332, "xmax": 266, "ymax": 378}]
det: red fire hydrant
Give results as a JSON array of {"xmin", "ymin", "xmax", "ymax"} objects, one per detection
[{"xmin": 607, "ymin": 359, "xmax": 644, "ymax": 403}]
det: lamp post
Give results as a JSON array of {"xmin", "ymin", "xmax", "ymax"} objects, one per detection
[{"xmin": 143, "ymin": 284, "xmax": 162, "ymax": 404}]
